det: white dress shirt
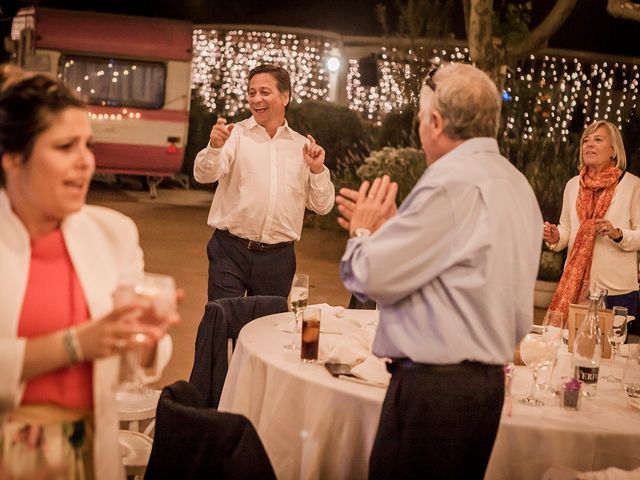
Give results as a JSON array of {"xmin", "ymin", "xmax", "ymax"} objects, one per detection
[
  {"xmin": 341, "ymin": 138, "xmax": 543, "ymax": 365},
  {"xmin": 549, "ymin": 172, "xmax": 640, "ymax": 295},
  {"xmin": 194, "ymin": 116, "xmax": 335, "ymax": 244}
]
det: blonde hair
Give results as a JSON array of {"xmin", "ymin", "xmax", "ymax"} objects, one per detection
[{"xmin": 578, "ymin": 120, "xmax": 627, "ymax": 170}]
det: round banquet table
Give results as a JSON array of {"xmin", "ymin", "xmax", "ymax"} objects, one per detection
[{"xmin": 218, "ymin": 310, "xmax": 640, "ymax": 480}]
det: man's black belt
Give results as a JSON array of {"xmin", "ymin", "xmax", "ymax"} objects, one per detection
[
  {"xmin": 217, "ymin": 229, "xmax": 294, "ymax": 252},
  {"xmin": 386, "ymin": 358, "xmax": 502, "ymax": 375}
]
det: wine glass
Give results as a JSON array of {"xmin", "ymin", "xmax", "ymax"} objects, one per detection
[
  {"xmin": 519, "ymin": 332, "xmax": 557, "ymax": 406},
  {"xmin": 285, "ymin": 273, "xmax": 309, "ymax": 350},
  {"xmin": 113, "ymin": 273, "xmax": 176, "ymax": 402},
  {"xmin": 623, "ymin": 345, "xmax": 640, "ymax": 398},
  {"xmin": 537, "ymin": 310, "xmax": 564, "ymax": 393},
  {"xmin": 603, "ymin": 306, "xmax": 628, "ymax": 382}
]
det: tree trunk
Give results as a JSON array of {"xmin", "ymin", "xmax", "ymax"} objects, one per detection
[
  {"xmin": 465, "ymin": 0, "xmax": 579, "ymax": 90},
  {"xmin": 466, "ymin": 0, "xmax": 505, "ymax": 87}
]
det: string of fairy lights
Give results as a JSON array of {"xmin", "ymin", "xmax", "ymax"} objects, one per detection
[
  {"xmin": 347, "ymin": 46, "xmax": 470, "ymax": 123},
  {"xmin": 504, "ymin": 55, "xmax": 640, "ymax": 142},
  {"xmin": 191, "ymin": 27, "xmax": 639, "ymax": 141},
  {"xmin": 348, "ymin": 47, "xmax": 640, "ymax": 140},
  {"xmin": 192, "ymin": 28, "xmax": 336, "ymax": 115}
]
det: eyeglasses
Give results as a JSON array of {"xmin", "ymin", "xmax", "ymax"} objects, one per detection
[{"xmin": 423, "ymin": 66, "xmax": 439, "ymax": 92}]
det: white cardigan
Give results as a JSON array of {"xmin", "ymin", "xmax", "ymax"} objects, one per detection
[
  {"xmin": 550, "ymin": 172, "xmax": 640, "ymax": 296},
  {"xmin": 0, "ymin": 190, "xmax": 172, "ymax": 480}
]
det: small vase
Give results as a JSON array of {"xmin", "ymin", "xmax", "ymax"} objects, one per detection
[{"xmin": 561, "ymin": 388, "xmax": 581, "ymax": 410}]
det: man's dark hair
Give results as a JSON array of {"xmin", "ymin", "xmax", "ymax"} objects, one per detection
[{"xmin": 248, "ymin": 64, "xmax": 292, "ymax": 110}]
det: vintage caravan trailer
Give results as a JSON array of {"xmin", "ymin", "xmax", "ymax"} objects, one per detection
[{"xmin": 9, "ymin": 7, "xmax": 193, "ymax": 196}]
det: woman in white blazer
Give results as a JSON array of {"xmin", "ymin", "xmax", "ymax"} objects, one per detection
[{"xmin": 0, "ymin": 65, "xmax": 173, "ymax": 479}]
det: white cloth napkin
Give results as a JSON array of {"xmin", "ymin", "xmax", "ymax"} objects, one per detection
[
  {"xmin": 321, "ymin": 329, "xmax": 374, "ymax": 365},
  {"xmin": 308, "ymin": 303, "xmax": 346, "ymax": 318},
  {"xmin": 348, "ymin": 355, "xmax": 391, "ymax": 387}
]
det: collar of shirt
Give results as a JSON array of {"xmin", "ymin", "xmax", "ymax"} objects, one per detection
[
  {"xmin": 429, "ymin": 137, "xmax": 501, "ymax": 173},
  {"xmin": 246, "ymin": 116, "xmax": 295, "ymax": 141}
]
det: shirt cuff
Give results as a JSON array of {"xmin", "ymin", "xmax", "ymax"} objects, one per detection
[
  {"xmin": 309, "ymin": 165, "xmax": 330, "ymax": 185},
  {"xmin": 206, "ymin": 141, "xmax": 223, "ymax": 152}
]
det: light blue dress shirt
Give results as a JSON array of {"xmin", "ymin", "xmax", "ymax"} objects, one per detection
[{"xmin": 341, "ymin": 138, "xmax": 543, "ymax": 365}]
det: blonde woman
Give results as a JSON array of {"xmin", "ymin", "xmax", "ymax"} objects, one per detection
[{"xmin": 544, "ymin": 121, "xmax": 640, "ymax": 331}]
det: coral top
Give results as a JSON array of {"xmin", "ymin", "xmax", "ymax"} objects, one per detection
[{"xmin": 18, "ymin": 229, "xmax": 93, "ymax": 409}]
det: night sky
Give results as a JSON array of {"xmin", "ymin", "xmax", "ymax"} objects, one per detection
[{"xmin": 1, "ymin": 0, "xmax": 639, "ymax": 57}]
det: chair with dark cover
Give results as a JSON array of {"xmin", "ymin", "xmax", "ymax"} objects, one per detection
[
  {"xmin": 144, "ymin": 381, "xmax": 275, "ymax": 480},
  {"xmin": 189, "ymin": 295, "xmax": 288, "ymax": 408}
]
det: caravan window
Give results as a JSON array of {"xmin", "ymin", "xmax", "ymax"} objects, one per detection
[{"xmin": 59, "ymin": 55, "xmax": 166, "ymax": 109}]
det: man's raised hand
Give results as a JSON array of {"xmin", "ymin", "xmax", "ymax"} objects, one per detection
[
  {"xmin": 209, "ymin": 117, "xmax": 235, "ymax": 148},
  {"xmin": 303, "ymin": 135, "xmax": 326, "ymax": 174}
]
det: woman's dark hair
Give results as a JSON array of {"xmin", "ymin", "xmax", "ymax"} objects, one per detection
[
  {"xmin": 0, "ymin": 64, "xmax": 85, "ymax": 186},
  {"xmin": 248, "ymin": 64, "xmax": 292, "ymax": 111}
]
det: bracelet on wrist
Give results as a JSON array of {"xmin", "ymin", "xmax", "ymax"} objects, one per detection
[{"xmin": 63, "ymin": 327, "xmax": 85, "ymax": 365}]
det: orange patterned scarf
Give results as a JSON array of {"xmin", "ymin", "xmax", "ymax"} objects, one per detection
[{"xmin": 548, "ymin": 164, "xmax": 621, "ymax": 316}]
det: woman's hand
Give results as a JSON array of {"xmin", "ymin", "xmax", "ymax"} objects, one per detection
[
  {"xmin": 75, "ymin": 304, "xmax": 158, "ymax": 360},
  {"xmin": 77, "ymin": 290, "xmax": 182, "ymax": 361},
  {"xmin": 594, "ymin": 219, "xmax": 623, "ymax": 241},
  {"xmin": 543, "ymin": 221, "xmax": 560, "ymax": 244}
]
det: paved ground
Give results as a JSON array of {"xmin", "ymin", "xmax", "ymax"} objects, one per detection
[{"xmin": 87, "ymin": 182, "xmax": 352, "ymax": 388}]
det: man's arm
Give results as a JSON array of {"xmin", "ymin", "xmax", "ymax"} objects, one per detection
[
  {"xmin": 303, "ymin": 135, "xmax": 335, "ymax": 214},
  {"xmin": 340, "ymin": 184, "xmax": 458, "ymax": 306},
  {"xmin": 193, "ymin": 118, "xmax": 236, "ymax": 184}
]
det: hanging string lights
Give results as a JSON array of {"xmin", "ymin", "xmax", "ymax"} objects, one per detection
[
  {"xmin": 192, "ymin": 28, "xmax": 336, "ymax": 115},
  {"xmin": 190, "ymin": 26, "xmax": 639, "ymax": 141}
]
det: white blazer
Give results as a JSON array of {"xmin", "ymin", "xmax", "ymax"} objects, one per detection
[{"xmin": 0, "ymin": 189, "xmax": 172, "ymax": 480}]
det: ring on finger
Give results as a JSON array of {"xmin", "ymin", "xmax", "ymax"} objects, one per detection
[{"xmin": 114, "ymin": 338, "xmax": 127, "ymax": 350}]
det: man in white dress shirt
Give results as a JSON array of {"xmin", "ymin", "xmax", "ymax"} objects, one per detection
[
  {"xmin": 194, "ymin": 64, "xmax": 335, "ymax": 300},
  {"xmin": 337, "ymin": 63, "xmax": 543, "ymax": 479}
]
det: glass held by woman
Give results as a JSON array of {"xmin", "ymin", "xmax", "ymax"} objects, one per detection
[{"xmin": 0, "ymin": 64, "xmax": 178, "ymax": 479}]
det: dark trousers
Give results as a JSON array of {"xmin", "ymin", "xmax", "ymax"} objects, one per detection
[
  {"xmin": 606, "ymin": 291, "xmax": 640, "ymax": 336},
  {"xmin": 369, "ymin": 361, "xmax": 504, "ymax": 480},
  {"xmin": 207, "ymin": 231, "xmax": 296, "ymax": 301}
]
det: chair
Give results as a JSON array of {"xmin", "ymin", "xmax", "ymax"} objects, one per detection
[
  {"xmin": 189, "ymin": 295, "xmax": 288, "ymax": 408},
  {"xmin": 119, "ymin": 430, "xmax": 153, "ymax": 479},
  {"xmin": 117, "ymin": 389, "xmax": 162, "ymax": 478},
  {"xmin": 144, "ymin": 380, "xmax": 275, "ymax": 480}
]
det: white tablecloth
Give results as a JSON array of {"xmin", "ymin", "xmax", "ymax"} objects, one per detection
[
  {"xmin": 486, "ymin": 349, "xmax": 640, "ymax": 479},
  {"xmin": 219, "ymin": 310, "xmax": 640, "ymax": 480}
]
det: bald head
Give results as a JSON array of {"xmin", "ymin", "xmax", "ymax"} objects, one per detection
[{"xmin": 419, "ymin": 63, "xmax": 502, "ymax": 140}]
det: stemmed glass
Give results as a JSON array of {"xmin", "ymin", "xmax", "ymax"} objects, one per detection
[
  {"xmin": 603, "ymin": 306, "xmax": 628, "ymax": 382},
  {"xmin": 537, "ymin": 311, "xmax": 564, "ymax": 393},
  {"xmin": 519, "ymin": 332, "xmax": 557, "ymax": 406},
  {"xmin": 113, "ymin": 273, "xmax": 176, "ymax": 402},
  {"xmin": 285, "ymin": 273, "xmax": 309, "ymax": 350}
]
